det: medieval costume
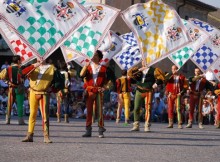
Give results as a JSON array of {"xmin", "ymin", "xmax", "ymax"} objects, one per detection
[
  {"xmin": 115, "ymin": 70, "xmax": 132, "ymax": 124},
  {"xmin": 128, "ymin": 66, "xmax": 165, "ymax": 132},
  {"xmin": 165, "ymin": 65, "xmax": 188, "ymax": 129},
  {"xmin": 21, "ymin": 61, "xmax": 60, "ymax": 143},
  {"xmin": 0, "ymin": 56, "xmax": 25, "ymax": 125}
]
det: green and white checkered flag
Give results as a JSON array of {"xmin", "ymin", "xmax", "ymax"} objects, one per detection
[
  {"xmin": 0, "ymin": 0, "xmax": 90, "ymax": 60},
  {"xmin": 61, "ymin": 3, "xmax": 120, "ymax": 62},
  {"xmin": 169, "ymin": 19, "xmax": 209, "ymax": 68}
]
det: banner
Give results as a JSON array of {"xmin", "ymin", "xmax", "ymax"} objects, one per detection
[
  {"xmin": 169, "ymin": 19, "xmax": 209, "ymax": 68},
  {"xmin": 190, "ymin": 18, "xmax": 220, "ymax": 72},
  {"xmin": 100, "ymin": 31, "xmax": 123, "ymax": 65},
  {"xmin": 61, "ymin": 3, "xmax": 120, "ymax": 61},
  {"xmin": 113, "ymin": 32, "xmax": 141, "ymax": 70},
  {"xmin": 121, "ymin": 0, "xmax": 191, "ymax": 66},
  {"xmin": 0, "ymin": 20, "xmax": 36, "ymax": 65},
  {"xmin": 0, "ymin": 0, "xmax": 90, "ymax": 60},
  {"xmin": 68, "ymin": 30, "xmax": 122, "ymax": 67},
  {"xmin": 98, "ymin": 31, "xmax": 112, "ymax": 52}
]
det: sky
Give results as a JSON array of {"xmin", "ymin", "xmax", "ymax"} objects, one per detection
[{"xmin": 198, "ymin": 0, "xmax": 220, "ymax": 9}]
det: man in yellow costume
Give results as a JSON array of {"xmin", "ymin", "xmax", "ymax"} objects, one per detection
[
  {"xmin": 115, "ymin": 69, "xmax": 132, "ymax": 124},
  {"xmin": 21, "ymin": 59, "xmax": 62, "ymax": 143}
]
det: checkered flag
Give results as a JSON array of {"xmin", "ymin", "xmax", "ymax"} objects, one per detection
[
  {"xmin": 62, "ymin": 3, "xmax": 120, "ymax": 62},
  {"xmin": 0, "ymin": 0, "xmax": 90, "ymax": 60},
  {"xmin": 190, "ymin": 18, "xmax": 220, "ymax": 72},
  {"xmin": 169, "ymin": 19, "xmax": 209, "ymax": 68},
  {"xmin": 0, "ymin": 20, "xmax": 36, "ymax": 65},
  {"xmin": 113, "ymin": 32, "xmax": 142, "ymax": 70}
]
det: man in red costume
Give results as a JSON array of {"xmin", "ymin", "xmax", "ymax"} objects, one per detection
[
  {"xmin": 186, "ymin": 68, "xmax": 214, "ymax": 129},
  {"xmin": 80, "ymin": 50, "xmax": 110, "ymax": 138},
  {"xmin": 165, "ymin": 65, "xmax": 188, "ymax": 129}
]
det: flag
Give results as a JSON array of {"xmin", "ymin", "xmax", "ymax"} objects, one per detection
[
  {"xmin": 61, "ymin": 3, "xmax": 120, "ymax": 61},
  {"xmin": 68, "ymin": 31, "xmax": 122, "ymax": 67},
  {"xmin": 100, "ymin": 31, "xmax": 123, "ymax": 65},
  {"xmin": 190, "ymin": 18, "xmax": 220, "ymax": 72},
  {"xmin": 113, "ymin": 32, "xmax": 142, "ymax": 70},
  {"xmin": 169, "ymin": 19, "xmax": 209, "ymax": 68},
  {"xmin": 98, "ymin": 31, "xmax": 112, "ymax": 52},
  {"xmin": 0, "ymin": 0, "xmax": 90, "ymax": 60},
  {"xmin": 121, "ymin": 0, "xmax": 191, "ymax": 66},
  {"xmin": 0, "ymin": 20, "xmax": 36, "ymax": 65}
]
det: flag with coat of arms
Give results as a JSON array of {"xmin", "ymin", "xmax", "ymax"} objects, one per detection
[
  {"xmin": 0, "ymin": 20, "xmax": 36, "ymax": 65},
  {"xmin": 61, "ymin": 3, "xmax": 120, "ymax": 62},
  {"xmin": 169, "ymin": 18, "xmax": 209, "ymax": 68},
  {"xmin": 190, "ymin": 18, "xmax": 220, "ymax": 72},
  {"xmin": 0, "ymin": 0, "xmax": 90, "ymax": 60},
  {"xmin": 121, "ymin": 0, "xmax": 192, "ymax": 67}
]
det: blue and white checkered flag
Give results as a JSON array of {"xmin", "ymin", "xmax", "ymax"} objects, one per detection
[
  {"xmin": 190, "ymin": 18, "xmax": 220, "ymax": 72},
  {"xmin": 113, "ymin": 32, "xmax": 141, "ymax": 70}
]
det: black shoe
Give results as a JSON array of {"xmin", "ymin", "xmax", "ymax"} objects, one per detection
[{"xmin": 82, "ymin": 131, "xmax": 92, "ymax": 137}]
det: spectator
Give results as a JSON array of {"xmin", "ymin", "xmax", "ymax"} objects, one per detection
[
  {"xmin": 152, "ymin": 97, "xmax": 166, "ymax": 122},
  {"xmin": 202, "ymin": 98, "xmax": 214, "ymax": 124},
  {"xmin": 1, "ymin": 61, "xmax": 9, "ymax": 70}
]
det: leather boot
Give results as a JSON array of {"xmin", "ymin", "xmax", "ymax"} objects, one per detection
[
  {"xmin": 186, "ymin": 120, "xmax": 192, "ymax": 128},
  {"xmin": 6, "ymin": 115, "xmax": 10, "ymax": 124},
  {"xmin": 22, "ymin": 132, "xmax": 34, "ymax": 142},
  {"xmin": 98, "ymin": 127, "xmax": 106, "ymax": 138},
  {"xmin": 82, "ymin": 126, "xmax": 92, "ymax": 137},
  {"xmin": 144, "ymin": 122, "xmax": 151, "ymax": 132},
  {"xmin": 57, "ymin": 113, "xmax": 61, "ymax": 123},
  {"xmin": 216, "ymin": 120, "xmax": 220, "ymax": 129},
  {"xmin": 64, "ymin": 114, "xmax": 69, "ymax": 123},
  {"xmin": 178, "ymin": 124, "xmax": 183, "ymax": 129},
  {"xmin": 166, "ymin": 118, "xmax": 173, "ymax": 128},
  {"xmin": 198, "ymin": 122, "xmax": 204, "ymax": 129},
  {"xmin": 18, "ymin": 118, "xmax": 26, "ymax": 125},
  {"xmin": 44, "ymin": 132, "xmax": 52, "ymax": 143},
  {"xmin": 130, "ymin": 121, "xmax": 140, "ymax": 131}
]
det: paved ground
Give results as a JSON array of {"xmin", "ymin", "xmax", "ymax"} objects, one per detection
[{"xmin": 0, "ymin": 116, "xmax": 220, "ymax": 162}]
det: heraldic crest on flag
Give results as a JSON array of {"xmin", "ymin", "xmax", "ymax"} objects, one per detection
[
  {"xmin": 0, "ymin": 0, "xmax": 90, "ymax": 60},
  {"xmin": 0, "ymin": 20, "xmax": 36, "ymax": 65},
  {"xmin": 113, "ymin": 32, "xmax": 141, "ymax": 70},
  {"xmin": 169, "ymin": 19, "xmax": 209, "ymax": 68},
  {"xmin": 190, "ymin": 18, "xmax": 220, "ymax": 72},
  {"xmin": 121, "ymin": 0, "xmax": 191, "ymax": 66},
  {"xmin": 61, "ymin": 3, "xmax": 120, "ymax": 62},
  {"xmin": 100, "ymin": 31, "xmax": 123, "ymax": 65},
  {"xmin": 98, "ymin": 31, "xmax": 112, "ymax": 53}
]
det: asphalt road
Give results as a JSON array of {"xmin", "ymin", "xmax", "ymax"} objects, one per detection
[{"xmin": 0, "ymin": 116, "xmax": 220, "ymax": 162}]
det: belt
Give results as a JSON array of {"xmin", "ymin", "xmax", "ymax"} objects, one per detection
[
  {"xmin": 137, "ymin": 86, "xmax": 152, "ymax": 93},
  {"xmin": 86, "ymin": 86, "xmax": 102, "ymax": 93}
]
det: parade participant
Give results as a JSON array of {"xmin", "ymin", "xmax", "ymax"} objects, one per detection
[
  {"xmin": 21, "ymin": 58, "xmax": 63, "ymax": 143},
  {"xmin": 0, "ymin": 55, "xmax": 26, "ymax": 125},
  {"xmin": 115, "ymin": 69, "xmax": 132, "ymax": 124},
  {"xmin": 165, "ymin": 65, "xmax": 188, "ymax": 129},
  {"xmin": 214, "ymin": 84, "xmax": 220, "ymax": 128},
  {"xmin": 80, "ymin": 50, "xmax": 110, "ymax": 138},
  {"xmin": 186, "ymin": 68, "xmax": 213, "ymax": 129},
  {"xmin": 128, "ymin": 60, "xmax": 165, "ymax": 132},
  {"xmin": 56, "ymin": 61, "xmax": 75, "ymax": 123}
]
